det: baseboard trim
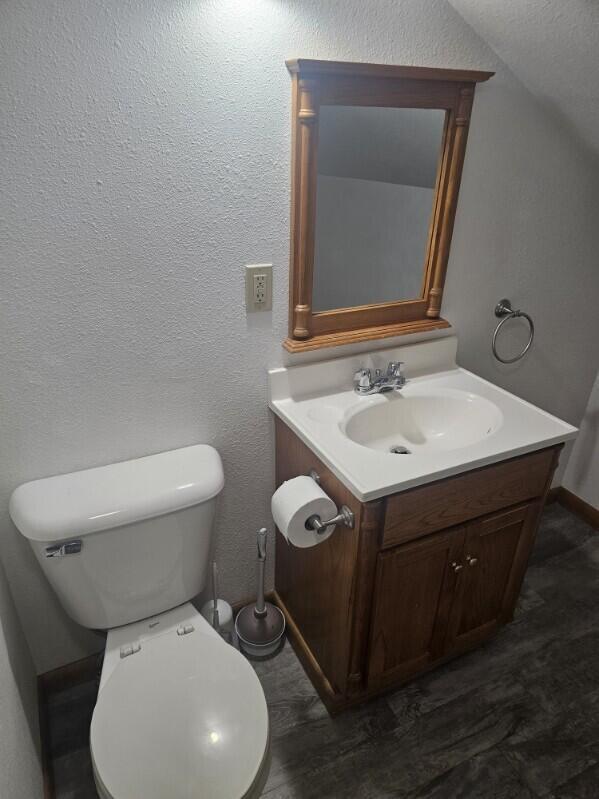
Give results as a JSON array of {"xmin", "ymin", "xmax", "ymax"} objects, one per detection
[
  {"xmin": 39, "ymin": 651, "xmax": 103, "ymax": 695},
  {"xmin": 546, "ymin": 487, "xmax": 560, "ymax": 504},
  {"xmin": 553, "ymin": 486, "xmax": 599, "ymax": 530}
]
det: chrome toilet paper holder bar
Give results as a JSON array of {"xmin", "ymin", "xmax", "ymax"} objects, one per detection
[{"xmin": 307, "ymin": 470, "xmax": 355, "ymax": 533}]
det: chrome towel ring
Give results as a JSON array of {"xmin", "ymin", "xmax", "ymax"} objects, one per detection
[{"xmin": 492, "ymin": 298, "xmax": 535, "ymax": 364}]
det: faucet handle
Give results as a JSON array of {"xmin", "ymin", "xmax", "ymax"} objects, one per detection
[
  {"xmin": 387, "ymin": 361, "xmax": 404, "ymax": 377},
  {"xmin": 353, "ymin": 367, "xmax": 372, "ymax": 393}
]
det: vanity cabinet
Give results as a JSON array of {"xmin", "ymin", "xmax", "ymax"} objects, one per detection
[
  {"xmin": 368, "ymin": 503, "xmax": 538, "ymax": 690},
  {"xmin": 368, "ymin": 526, "xmax": 463, "ymax": 686},
  {"xmin": 273, "ymin": 416, "xmax": 561, "ymax": 713},
  {"xmin": 444, "ymin": 504, "xmax": 538, "ymax": 652}
]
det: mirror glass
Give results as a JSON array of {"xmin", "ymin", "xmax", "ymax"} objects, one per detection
[{"xmin": 312, "ymin": 106, "xmax": 446, "ymax": 313}]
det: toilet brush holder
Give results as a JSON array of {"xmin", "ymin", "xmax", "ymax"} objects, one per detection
[{"xmin": 235, "ymin": 528, "xmax": 285, "ymax": 658}]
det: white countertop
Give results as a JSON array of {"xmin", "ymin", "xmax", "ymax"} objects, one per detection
[{"xmin": 268, "ymin": 336, "xmax": 577, "ymax": 502}]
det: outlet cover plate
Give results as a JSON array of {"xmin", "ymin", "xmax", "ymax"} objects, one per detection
[{"xmin": 245, "ymin": 264, "xmax": 272, "ymax": 312}]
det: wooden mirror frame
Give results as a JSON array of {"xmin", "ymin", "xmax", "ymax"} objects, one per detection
[{"xmin": 284, "ymin": 59, "xmax": 493, "ymax": 353}]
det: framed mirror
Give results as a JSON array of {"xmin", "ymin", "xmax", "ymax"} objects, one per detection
[{"xmin": 284, "ymin": 60, "xmax": 493, "ymax": 352}]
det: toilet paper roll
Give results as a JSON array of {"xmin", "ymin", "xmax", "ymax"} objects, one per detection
[{"xmin": 271, "ymin": 475, "xmax": 337, "ymax": 548}]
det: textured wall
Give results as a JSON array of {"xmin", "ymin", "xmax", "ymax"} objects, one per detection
[
  {"xmin": 563, "ymin": 372, "xmax": 599, "ymax": 510},
  {"xmin": 441, "ymin": 78, "xmax": 599, "ymax": 451},
  {"xmin": 1, "ymin": 0, "xmax": 598, "ymax": 673},
  {"xmin": 0, "ymin": 561, "xmax": 42, "ymax": 799},
  {"xmin": 447, "ymin": 0, "xmax": 599, "ymax": 157}
]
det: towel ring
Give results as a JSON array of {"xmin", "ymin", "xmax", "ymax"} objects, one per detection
[{"xmin": 492, "ymin": 299, "xmax": 534, "ymax": 364}]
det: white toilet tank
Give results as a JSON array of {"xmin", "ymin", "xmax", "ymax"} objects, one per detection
[{"xmin": 9, "ymin": 445, "xmax": 224, "ymax": 630}]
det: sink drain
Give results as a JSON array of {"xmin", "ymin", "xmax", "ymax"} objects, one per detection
[{"xmin": 390, "ymin": 445, "xmax": 411, "ymax": 454}]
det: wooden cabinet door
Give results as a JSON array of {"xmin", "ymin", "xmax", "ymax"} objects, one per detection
[
  {"xmin": 445, "ymin": 502, "xmax": 539, "ymax": 654},
  {"xmin": 367, "ymin": 526, "xmax": 465, "ymax": 688}
]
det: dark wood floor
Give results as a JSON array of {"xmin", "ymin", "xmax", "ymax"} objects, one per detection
[{"xmin": 46, "ymin": 504, "xmax": 599, "ymax": 798}]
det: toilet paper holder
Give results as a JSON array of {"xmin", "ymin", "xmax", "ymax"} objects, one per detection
[{"xmin": 306, "ymin": 470, "xmax": 355, "ymax": 534}]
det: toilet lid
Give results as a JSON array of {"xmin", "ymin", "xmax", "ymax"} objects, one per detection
[{"xmin": 90, "ymin": 630, "xmax": 269, "ymax": 799}]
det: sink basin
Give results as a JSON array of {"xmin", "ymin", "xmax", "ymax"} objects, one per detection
[
  {"xmin": 268, "ymin": 335, "xmax": 578, "ymax": 500},
  {"xmin": 342, "ymin": 388, "xmax": 503, "ymax": 454}
]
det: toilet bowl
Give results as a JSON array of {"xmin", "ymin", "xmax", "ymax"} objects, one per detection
[
  {"xmin": 91, "ymin": 603, "xmax": 269, "ymax": 799},
  {"xmin": 9, "ymin": 445, "xmax": 270, "ymax": 799}
]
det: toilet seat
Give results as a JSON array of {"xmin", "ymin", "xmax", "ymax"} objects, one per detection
[{"xmin": 90, "ymin": 625, "xmax": 269, "ymax": 799}]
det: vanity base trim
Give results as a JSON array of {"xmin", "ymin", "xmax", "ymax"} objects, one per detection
[{"xmin": 283, "ymin": 317, "xmax": 450, "ymax": 352}]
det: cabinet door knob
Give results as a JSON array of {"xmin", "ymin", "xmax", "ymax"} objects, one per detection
[
  {"xmin": 451, "ymin": 561, "xmax": 463, "ymax": 572},
  {"xmin": 466, "ymin": 555, "xmax": 478, "ymax": 566}
]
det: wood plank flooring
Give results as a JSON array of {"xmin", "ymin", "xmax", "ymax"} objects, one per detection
[{"xmin": 46, "ymin": 504, "xmax": 599, "ymax": 798}]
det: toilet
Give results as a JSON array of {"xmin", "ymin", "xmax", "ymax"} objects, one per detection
[{"xmin": 9, "ymin": 445, "xmax": 270, "ymax": 799}]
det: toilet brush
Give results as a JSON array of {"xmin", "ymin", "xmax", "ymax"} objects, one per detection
[{"xmin": 235, "ymin": 528, "xmax": 285, "ymax": 657}]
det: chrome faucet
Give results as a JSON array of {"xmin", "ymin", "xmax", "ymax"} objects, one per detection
[{"xmin": 353, "ymin": 362, "xmax": 407, "ymax": 395}]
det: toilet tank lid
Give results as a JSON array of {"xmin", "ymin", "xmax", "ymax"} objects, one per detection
[{"xmin": 9, "ymin": 445, "xmax": 224, "ymax": 543}]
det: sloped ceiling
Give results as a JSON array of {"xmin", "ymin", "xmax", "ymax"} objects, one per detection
[{"xmin": 448, "ymin": 0, "xmax": 599, "ymax": 157}]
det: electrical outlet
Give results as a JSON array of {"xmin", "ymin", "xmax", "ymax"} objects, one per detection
[
  {"xmin": 245, "ymin": 264, "xmax": 272, "ymax": 312},
  {"xmin": 253, "ymin": 273, "xmax": 266, "ymax": 304}
]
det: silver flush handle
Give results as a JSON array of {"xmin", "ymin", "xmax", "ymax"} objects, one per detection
[{"xmin": 45, "ymin": 540, "xmax": 82, "ymax": 558}]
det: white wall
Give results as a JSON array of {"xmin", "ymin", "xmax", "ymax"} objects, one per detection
[
  {"xmin": 563, "ymin": 371, "xmax": 599, "ymax": 510},
  {"xmin": 0, "ymin": 562, "xmax": 42, "ymax": 799},
  {"xmin": 313, "ymin": 177, "xmax": 433, "ymax": 310},
  {"xmin": 1, "ymin": 0, "xmax": 598, "ymax": 673},
  {"xmin": 441, "ymin": 75, "xmax": 599, "ymax": 472}
]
